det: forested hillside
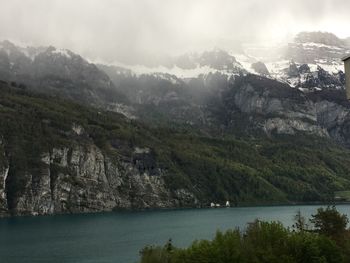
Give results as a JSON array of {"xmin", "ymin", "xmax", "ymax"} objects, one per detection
[{"xmin": 1, "ymin": 81, "xmax": 350, "ymax": 216}]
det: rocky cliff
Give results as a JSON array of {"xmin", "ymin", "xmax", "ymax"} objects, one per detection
[
  {"xmin": 0, "ymin": 143, "xmax": 196, "ymax": 217},
  {"xmin": 0, "ymin": 82, "xmax": 197, "ymax": 217},
  {"xmin": 216, "ymin": 75, "xmax": 350, "ymax": 145}
]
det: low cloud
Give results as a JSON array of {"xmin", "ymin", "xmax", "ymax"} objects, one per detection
[{"xmin": 0, "ymin": 0, "xmax": 349, "ymax": 64}]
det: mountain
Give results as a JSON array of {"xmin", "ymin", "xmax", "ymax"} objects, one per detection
[
  {"xmin": 0, "ymin": 40, "xmax": 127, "ymax": 107},
  {"xmin": 100, "ymin": 32, "xmax": 349, "ymax": 95},
  {"xmin": 2, "ymin": 33, "xmax": 350, "ymax": 216},
  {"xmin": 162, "ymin": 48, "xmax": 244, "ymax": 71},
  {"xmin": 99, "ymin": 62, "xmax": 350, "ymax": 148},
  {"xmin": 2, "ymin": 36, "xmax": 347, "ymax": 141},
  {"xmin": 213, "ymin": 75, "xmax": 350, "ymax": 146},
  {"xmin": 2, "ymin": 80, "xmax": 350, "ymax": 216},
  {"xmin": 265, "ymin": 32, "xmax": 349, "ymax": 90},
  {"xmin": 109, "ymin": 48, "xmax": 247, "ymax": 79},
  {"xmin": 294, "ymin": 31, "xmax": 348, "ymax": 48}
]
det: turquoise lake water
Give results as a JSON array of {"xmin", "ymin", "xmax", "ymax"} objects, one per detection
[{"xmin": 1, "ymin": 205, "xmax": 350, "ymax": 263}]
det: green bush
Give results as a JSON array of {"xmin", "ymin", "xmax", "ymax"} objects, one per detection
[{"xmin": 140, "ymin": 208, "xmax": 349, "ymax": 263}]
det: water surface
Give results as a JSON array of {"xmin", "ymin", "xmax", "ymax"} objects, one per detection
[{"xmin": 1, "ymin": 205, "xmax": 350, "ymax": 263}]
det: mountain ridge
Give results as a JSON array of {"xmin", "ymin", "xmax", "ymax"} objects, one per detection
[
  {"xmin": 2, "ymin": 32, "xmax": 350, "ymax": 216},
  {"xmin": 2, "ymin": 80, "xmax": 350, "ymax": 216}
]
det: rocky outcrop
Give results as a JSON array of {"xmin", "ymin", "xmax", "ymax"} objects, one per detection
[
  {"xmin": 199, "ymin": 49, "xmax": 244, "ymax": 72},
  {"xmin": 0, "ymin": 40, "xmax": 127, "ymax": 107},
  {"xmin": 308, "ymin": 90, "xmax": 350, "ymax": 146},
  {"xmin": 286, "ymin": 32, "xmax": 348, "ymax": 64},
  {"xmin": 0, "ymin": 144, "xmax": 197, "ymax": 217},
  {"xmin": 276, "ymin": 62, "xmax": 345, "ymax": 92},
  {"xmin": 251, "ymin": 62, "xmax": 270, "ymax": 76},
  {"xmin": 0, "ymin": 167, "xmax": 8, "ymax": 215},
  {"xmin": 295, "ymin": 32, "xmax": 346, "ymax": 47},
  {"xmin": 300, "ymin": 66, "xmax": 344, "ymax": 91},
  {"xmin": 263, "ymin": 118, "xmax": 328, "ymax": 137},
  {"xmin": 218, "ymin": 75, "xmax": 350, "ymax": 142},
  {"xmin": 286, "ymin": 62, "xmax": 300, "ymax": 78}
]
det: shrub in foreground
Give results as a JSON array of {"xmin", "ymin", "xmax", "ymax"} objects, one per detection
[{"xmin": 140, "ymin": 207, "xmax": 349, "ymax": 263}]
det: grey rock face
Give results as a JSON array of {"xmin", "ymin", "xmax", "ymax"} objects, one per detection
[
  {"xmin": 0, "ymin": 144, "xmax": 197, "ymax": 216},
  {"xmin": 263, "ymin": 118, "xmax": 328, "ymax": 137},
  {"xmin": 298, "ymin": 64, "xmax": 311, "ymax": 74},
  {"xmin": 0, "ymin": 167, "xmax": 8, "ymax": 215},
  {"xmin": 285, "ymin": 32, "xmax": 348, "ymax": 64},
  {"xmin": 199, "ymin": 49, "xmax": 243, "ymax": 72},
  {"xmin": 300, "ymin": 66, "xmax": 344, "ymax": 91},
  {"xmin": 220, "ymin": 75, "xmax": 350, "ymax": 142},
  {"xmin": 286, "ymin": 62, "xmax": 299, "ymax": 78},
  {"xmin": 295, "ymin": 32, "xmax": 346, "ymax": 47},
  {"xmin": 231, "ymin": 82, "xmax": 325, "ymax": 135},
  {"xmin": 309, "ymin": 92, "xmax": 350, "ymax": 146}
]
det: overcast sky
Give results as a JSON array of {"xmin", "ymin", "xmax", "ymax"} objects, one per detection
[{"xmin": 1, "ymin": 0, "xmax": 349, "ymax": 64}]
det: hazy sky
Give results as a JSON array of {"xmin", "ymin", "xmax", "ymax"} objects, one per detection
[{"xmin": 1, "ymin": 0, "xmax": 349, "ymax": 64}]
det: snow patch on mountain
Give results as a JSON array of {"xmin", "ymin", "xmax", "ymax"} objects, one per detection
[
  {"xmin": 51, "ymin": 48, "xmax": 72, "ymax": 58},
  {"xmin": 100, "ymin": 60, "xmax": 242, "ymax": 79},
  {"xmin": 106, "ymin": 62, "xmax": 213, "ymax": 78},
  {"xmin": 232, "ymin": 54, "xmax": 257, "ymax": 73},
  {"xmin": 301, "ymin": 42, "xmax": 344, "ymax": 51}
]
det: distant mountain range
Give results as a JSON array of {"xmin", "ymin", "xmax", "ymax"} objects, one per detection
[
  {"xmin": 101, "ymin": 31, "xmax": 349, "ymax": 90},
  {"xmin": 0, "ymin": 31, "xmax": 349, "ymax": 139},
  {"xmin": 2, "ymin": 32, "xmax": 350, "ymax": 216}
]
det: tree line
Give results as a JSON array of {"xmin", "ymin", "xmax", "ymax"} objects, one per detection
[{"xmin": 140, "ymin": 206, "xmax": 350, "ymax": 263}]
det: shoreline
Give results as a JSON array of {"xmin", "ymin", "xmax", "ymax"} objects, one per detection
[{"xmin": 2, "ymin": 200, "xmax": 350, "ymax": 219}]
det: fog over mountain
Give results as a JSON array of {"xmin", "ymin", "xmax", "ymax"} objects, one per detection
[
  {"xmin": 1, "ymin": 0, "xmax": 350, "ymax": 65},
  {"xmin": 3, "ymin": 0, "xmax": 350, "ymax": 220}
]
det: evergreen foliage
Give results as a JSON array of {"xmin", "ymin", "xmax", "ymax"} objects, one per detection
[{"xmin": 140, "ymin": 207, "xmax": 350, "ymax": 263}]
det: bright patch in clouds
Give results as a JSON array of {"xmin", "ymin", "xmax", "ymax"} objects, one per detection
[{"xmin": 0, "ymin": 0, "xmax": 349, "ymax": 64}]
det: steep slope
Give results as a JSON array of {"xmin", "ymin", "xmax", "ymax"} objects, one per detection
[
  {"xmin": 2, "ymin": 80, "xmax": 350, "ymax": 216},
  {"xmin": 100, "ymin": 64, "xmax": 236, "ymax": 129},
  {"xmin": 0, "ymin": 80, "xmax": 196, "ymax": 216},
  {"xmin": 264, "ymin": 32, "xmax": 348, "ymax": 90},
  {"xmin": 104, "ymin": 48, "xmax": 247, "ymax": 79},
  {"xmin": 0, "ymin": 40, "xmax": 127, "ymax": 107},
  {"xmin": 95, "ymin": 32, "xmax": 349, "ymax": 93},
  {"xmin": 288, "ymin": 31, "xmax": 348, "ymax": 64},
  {"xmin": 101, "ymin": 63, "xmax": 350, "ymax": 148},
  {"xmin": 210, "ymin": 75, "xmax": 350, "ymax": 147}
]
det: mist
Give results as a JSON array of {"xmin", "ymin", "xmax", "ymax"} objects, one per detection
[{"xmin": 1, "ymin": 0, "xmax": 349, "ymax": 65}]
